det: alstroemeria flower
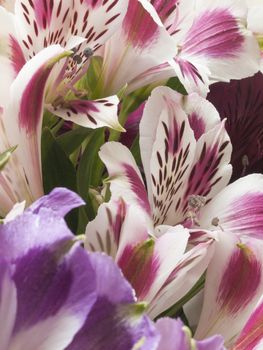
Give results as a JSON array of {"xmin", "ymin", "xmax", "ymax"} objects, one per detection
[
  {"xmin": 98, "ymin": 87, "xmax": 232, "ymax": 228},
  {"xmin": 207, "ymin": 72, "xmax": 263, "ymax": 181},
  {"xmin": 149, "ymin": 0, "xmax": 261, "ymax": 95},
  {"xmin": 0, "ymin": 0, "xmax": 129, "ymax": 130},
  {"xmin": 190, "ymin": 172, "xmax": 263, "ymax": 345},
  {"xmin": 85, "ymin": 196, "xmax": 213, "ymax": 319},
  {"xmin": 85, "ymin": 87, "xmax": 230, "ymax": 317},
  {"xmin": 156, "ymin": 318, "xmax": 226, "ymax": 350},
  {"xmin": 98, "ymin": 0, "xmax": 178, "ymax": 95},
  {"xmin": 0, "ymin": 187, "xmax": 159, "ymax": 349}
]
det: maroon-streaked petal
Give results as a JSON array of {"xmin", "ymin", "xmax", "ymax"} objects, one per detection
[
  {"xmin": 176, "ymin": 94, "xmax": 232, "ymax": 225},
  {"xmin": 85, "ymin": 199, "xmax": 149, "ymax": 259},
  {"xmin": 101, "ymin": 0, "xmax": 177, "ymax": 95},
  {"xmin": 195, "ymin": 232, "xmax": 263, "ymax": 347},
  {"xmin": 120, "ymin": 102, "xmax": 145, "ymax": 148},
  {"xmin": 99, "ymin": 141, "xmax": 152, "ymax": 219},
  {"xmin": 47, "ymin": 95, "xmax": 123, "ymax": 130},
  {"xmin": 72, "ymin": 0, "xmax": 128, "ymax": 52},
  {"xmin": 0, "ymin": 7, "xmax": 26, "ymax": 77},
  {"xmin": 180, "ymin": 121, "xmax": 232, "ymax": 222},
  {"xmin": 6, "ymin": 45, "xmax": 69, "ymax": 201},
  {"xmin": 140, "ymin": 86, "xmax": 196, "ymax": 226},
  {"xmin": 0, "ymin": 107, "xmax": 37, "ymax": 215},
  {"xmin": 147, "ymin": 238, "xmax": 214, "ymax": 319},
  {"xmin": 174, "ymin": 0, "xmax": 260, "ymax": 93},
  {"xmin": 15, "ymin": 0, "xmax": 74, "ymax": 59},
  {"xmin": 199, "ymin": 174, "xmax": 263, "ymax": 240},
  {"xmin": 118, "ymin": 227, "xmax": 189, "ymax": 303},
  {"xmin": 207, "ymin": 72, "xmax": 263, "ymax": 181},
  {"xmin": 233, "ymin": 299, "xmax": 263, "ymax": 350}
]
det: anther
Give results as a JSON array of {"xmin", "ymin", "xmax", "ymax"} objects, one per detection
[
  {"xmin": 72, "ymin": 54, "xmax": 82, "ymax": 64},
  {"xmin": 83, "ymin": 47, "xmax": 94, "ymax": 58}
]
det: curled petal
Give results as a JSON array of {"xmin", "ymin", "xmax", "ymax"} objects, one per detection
[{"xmin": 47, "ymin": 95, "xmax": 123, "ymax": 131}]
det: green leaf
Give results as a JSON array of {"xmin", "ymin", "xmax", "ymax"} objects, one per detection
[
  {"xmin": 56, "ymin": 126, "xmax": 91, "ymax": 156},
  {"xmin": 0, "ymin": 146, "xmax": 17, "ymax": 171},
  {"xmin": 41, "ymin": 127, "xmax": 78, "ymax": 231},
  {"xmin": 76, "ymin": 128, "xmax": 105, "ymax": 231},
  {"xmin": 166, "ymin": 77, "xmax": 187, "ymax": 95}
]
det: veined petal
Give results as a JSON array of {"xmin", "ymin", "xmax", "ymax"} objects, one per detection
[
  {"xmin": 0, "ymin": 7, "xmax": 25, "ymax": 76},
  {"xmin": 178, "ymin": 94, "xmax": 232, "ymax": 224},
  {"xmin": 99, "ymin": 141, "xmax": 152, "ymax": 219},
  {"xmin": 118, "ymin": 226, "xmax": 189, "ymax": 303},
  {"xmin": 207, "ymin": 72, "xmax": 263, "ymax": 181},
  {"xmin": 101, "ymin": 0, "xmax": 177, "ymax": 95},
  {"xmin": 233, "ymin": 299, "xmax": 263, "ymax": 350},
  {"xmin": 7, "ymin": 45, "xmax": 69, "ymax": 201},
  {"xmin": 195, "ymin": 232, "xmax": 263, "ymax": 347},
  {"xmin": 85, "ymin": 198, "xmax": 150, "ymax": 259},
  {"xmin": 199, "ymin": 174, "xmax": 263, "ymax": 240},
  {"xmin": 71, "ymin": 0, "xmax": 129, "ymax": 51},
  {"xmin": 47, "ymin": 95, "xmax": 123, "ymax": 130},
  {"xmin": 174, "ymin": 0, "xmax": 260, "ymax": 93},
  {"xmin": 14, "ymin": 0, "xmax": 74, "ymax": 59},
  {"xmin": 0, "ymin": 258, "xmax": 17, "ymax": 350},
  {"xmin": 139, "ymin": 86, "xmax": 196, "ymax": 226},
  {"xmin": 147, "ymin": 239, "xmax": 214, "ymax": 319}
]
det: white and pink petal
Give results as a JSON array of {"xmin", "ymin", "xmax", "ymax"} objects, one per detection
[
  {"xmin": 140, "ymin": 86, "xmax": 196, "ymax": 226},
  {"xmin": 47, "ymin": 95, "xmax": 123, "ymax": 130},
  {"xmin": 195, "ymin": 232, "xmax": 263, "ymax": 347},
  {"xmin": 99, "ymin": 141, "xmax": 152, "ymax": 220},
  {"xmin": 199, "ymin": 174, "xmax": 263, "ymax": 240}
]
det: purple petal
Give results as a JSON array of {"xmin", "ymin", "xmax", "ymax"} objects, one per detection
[
  {"xmin": 0, "ymin": 258, "xmax": 17, "ymax": 349},
  {"xmin": 0, "ymin": 203, "xmax": 73, "ymax": 261},
  {"xmin": 207, "ymin": 72, "xmax": 263, "ymax": 181},
  {"xmin": 28, "ymin": 187, "xmax": 84, "ymax": 217},
  {"xmin": 67, "ymin": 253, "xmax": 159, "ymax": 350},
  {"xmin": 196, "ymin": 335, "xmax": 226, "ymax": 350},
  {"xmin": 156, "ymin": 318, "xmax": 188, "ymax": 350},
  {"xmin": 13, "ymin": 245, "xmax": 96, "ymax": 336},
  {"xmin": 89, "ymin": 253, "xmax": 134, "ymax": 304}
]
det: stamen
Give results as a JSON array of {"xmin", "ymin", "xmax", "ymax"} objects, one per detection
[
  {"xmin": 188, "ymin": 195, "xmax": 206, "ymax": 210},
  {"xmin": 186, "ymin": 195, "xmax": 206, "ymax": 227},
  {"xmin": 211, "ymin": 216, "xmax": 224, "ymax": 231},
  {"xmin": 83, "ymin": 47, "xmax": 94, "ymax": 58},
  {"xmin": 72, "ymin": 54, "xmax": 82, "ymax": 64}
]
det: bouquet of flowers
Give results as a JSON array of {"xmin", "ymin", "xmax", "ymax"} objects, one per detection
[{"xmin": 0, "ymin": 0, "xmax": 263, "ymax": 349}]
